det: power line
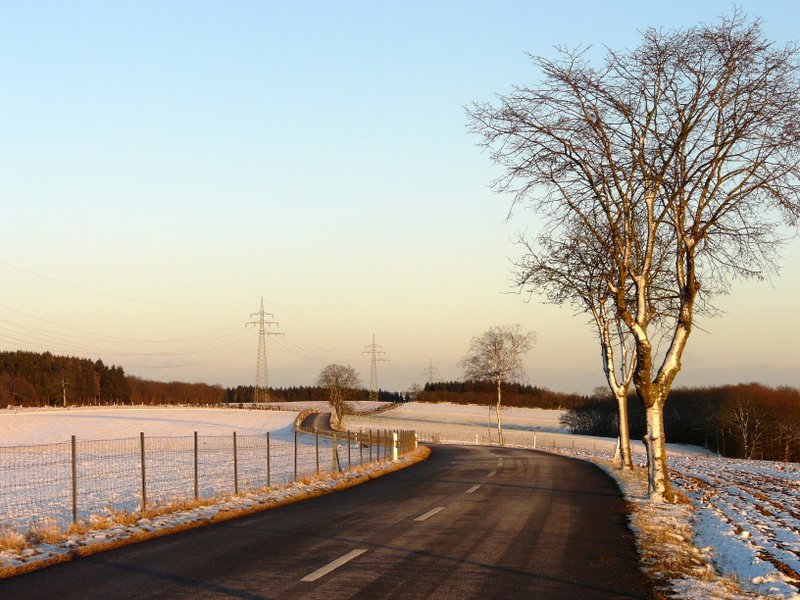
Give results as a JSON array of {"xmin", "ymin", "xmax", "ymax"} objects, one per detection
[
  {"xmin": 245, "ymin": 297, "xmax": 283, "ymax": 403},
  {"xmin": 362, "ymin": 334, "xmax": 388, "ymax": 402},
  {"xmin": 0, "ymin": 303, "xmax": 244, "ymax": 344},
  {"xmin": 0, "ymin": 260, "xmax": 247, "ymax": 307}
]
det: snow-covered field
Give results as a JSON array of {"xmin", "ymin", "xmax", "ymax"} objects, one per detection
[
  {"xmin": 670, "ymin": 456, "xmax": 800, "ymax": 598},
  {"xmin": 0, "ymin": 406, "xmax": 298, "ymax": 445},
  {"xmin": 1, "ymin": 402, "xmax": 798, "ymax": 598}
]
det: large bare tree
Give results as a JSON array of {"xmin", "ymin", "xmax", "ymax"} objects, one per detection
[
  {"xmin": 468, "ymin": 12, "xmax": 800, "ymax": 499},
  {"xmin": 460, "ymin": 325, "xmax": 536, "ymax": 445}
]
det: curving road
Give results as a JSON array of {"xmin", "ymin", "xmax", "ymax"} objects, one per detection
[
  {"xmin": 0, "ymin": 445, "xmax": 652, "ymax": 599},
  {"xmin": 298, "ymin": 412, "xmax": 334, "ymax": 434}
]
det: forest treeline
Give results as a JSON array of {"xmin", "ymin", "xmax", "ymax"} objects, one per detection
[
  {"xmin": 561, "ymin": 383, "xmax": 800, "ymax": 462},
  {"xmin": 418, "ymin": 381, "xmax": 588, "ymax": 410},
  {"xmin": 4, "ymin": 351, "xmax": 798, "ymax": 462},
  {"xmin": 0, "ymin": 351, "xmax": 403, "ymax": 407},
  {"xmin": 225, "ymin": 385, "xmax": 404, "ymax": 405},
  {"xmin": 0, "ymin": 351, "xmax": 130, "ymax": 406}
]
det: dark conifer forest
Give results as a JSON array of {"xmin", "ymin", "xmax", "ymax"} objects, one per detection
[{"xmin": 0, "ymin": 351, "xmax": 402, "ymax": 407}]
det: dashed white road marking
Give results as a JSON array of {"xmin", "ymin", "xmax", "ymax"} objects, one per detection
[
  {"xmin": 487, "ymin": 470, "xmax": 497, "ymax": 478},
  {"xmin": 301, "ymin": 549, "xmax": 368, "ymax": 582},
  {"xmin": 414, "ymin": 506, "xmax": 445, "ymax": 522},
  {"xmin": 465, "ymin": 484, "xmax": 481, "ymax": 494}
]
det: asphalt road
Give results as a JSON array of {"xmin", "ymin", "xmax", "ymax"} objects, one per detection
[
  {"xmin": 298, "ymin": 412, "xmax": 334, "ymax": 434},
  {"xmin": 0, "ymin": 445, "xmax": 652, "ymax": 599}
]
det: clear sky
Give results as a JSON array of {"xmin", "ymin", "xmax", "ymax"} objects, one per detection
[{"xmin": 1, "ymin": 1, "xmax": 799, "ymax": 395}]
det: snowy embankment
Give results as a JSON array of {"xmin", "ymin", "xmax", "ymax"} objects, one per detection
[{"xmin": 351, "ymin": 402, "xmax": 800, "ymax": 600}]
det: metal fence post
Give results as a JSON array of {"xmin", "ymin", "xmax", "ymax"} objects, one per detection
[
  {"xmin": 315, "ymin": 428, "xmax": 320, "ymax": 475},
  {"xmin": 294, "ymin": 430, "xmax": 298, "ymax": 481},
  {"xmin": 71, "ymin": 435, "xmax": 77, "ymax": 525},
  {"xmin": 332, "ymin": 433, "xmax": 337, "ymax": 472},
  {"xmin": 194, "ymin": 431, "xmax": 199, "ymax": 500},
  {"xmin": 347, "ymin": 431, "xmax": 352, "ymax": 471},
  {"xmin": 140, "ymin": 432, "xmax": 147, "ymax": 513},
  {"xmin": 266, "ymin": 432, "xmax": 271, "ymax": 488},
  {"xmin": 233, "ymin": 431, "xmax": 239, "ymax": 495},
  {"xmin": 392, "ymin": 431, "xmax": 398, "ymax": 461}
]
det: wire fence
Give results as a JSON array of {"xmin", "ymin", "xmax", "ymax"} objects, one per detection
[
  {"xmin": 346, "ymin": 415, "xmax": 711, "ymax": 462},
  {"xmin": 0, "ymin": 428, "xmax": 416, "ymax": 533}
]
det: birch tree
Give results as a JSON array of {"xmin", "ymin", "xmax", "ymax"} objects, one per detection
[
  {"xmin": 727, "ymin": 399, "xmax": 770, "ymax": 459},
  {"xmin": 468, "ymin": 12, "xmax": 800, "ymax": 499},
  {"xmin": 516, "ymin": 222, "xmax": 642, "ymax": 469},
  {"xmin": 460, "ymin": 325, "xmax": 535, "ymax": 445}
]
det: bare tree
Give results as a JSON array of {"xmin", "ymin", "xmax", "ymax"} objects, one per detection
[
  {"xmin": 468, "ymin": 12, "xmax": 800, "ymax": 499},
  {"xmin": 727, "ymin": 399, "xmax": 770, "ymax": 459},
  {"xmin": 517, "ymin": 220, "xmax": 640, "ymax": 469},
  {"xmin": 460, "ymin": 325, "xmax": 536, "ymax": 445},
  {"xmin": 317, "ymin": 364, "xmax": 361, "ymax": 429},
  {"xmin": 775, "ymin": 417, "xmax": 800, "ymax": 462}
]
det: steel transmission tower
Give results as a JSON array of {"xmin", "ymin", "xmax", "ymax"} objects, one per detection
[
  {"xmin": 246, "ymin": 297, "xmax": 283, "ymax": 403},
  {"xmin": 422, "ymin": 359, "xmax": 440, "ymax": 385},
  {"xmin": 362, "ymin": 334, "xmax": 389, "ymax": 402}
]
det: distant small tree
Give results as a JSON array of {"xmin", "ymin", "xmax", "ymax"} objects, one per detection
[
  {"xmin": 460, "ymin": 325, "xmax": 536, "ymax": 445},
  {"xmin": 727, "ymin": 399, "xmax": 770, "ymax": 459},
  {"xmin": 407, "ymin": 383, "xmax": 424, "ymax": 402},
  {"xmin": 316, "ymin": 364, "xmax": 361, "ymax": 429},
  {"xmin": 775, "ymin": 417, "xmax": 800, "ymax": 462}
]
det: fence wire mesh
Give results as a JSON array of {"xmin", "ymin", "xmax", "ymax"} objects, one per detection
[{"xmin": 0, "ymin": 428, "xmax": 415, "ymax": 533}]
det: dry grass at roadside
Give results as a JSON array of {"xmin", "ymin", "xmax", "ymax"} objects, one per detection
[
  {"xmin": 596, "ymin": 460, "xmax": 771, "ymax": 600},
  {"xmin": 0, "ymin": 529, "xmax": 27, "ymax": 553}
]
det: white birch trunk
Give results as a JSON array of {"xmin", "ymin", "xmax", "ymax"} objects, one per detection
[
  {"xmin": 496, "ymin": 380, "xmax": 504, "ymax": 446},
  {"xmin": 644, "ymin": 402, "xmax": 670, "ymax": 500},
  {"xmin": 615, "ymin": 391, "xmax": 633, "ymax": 470}
]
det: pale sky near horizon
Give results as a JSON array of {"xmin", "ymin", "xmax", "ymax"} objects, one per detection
[{"xmin": 2, "ymin": 1, "xmax": 799, "ymax": 395}]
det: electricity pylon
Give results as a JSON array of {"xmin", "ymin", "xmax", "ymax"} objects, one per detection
[
  {"xmin": 422, "ymin": 359, "xmax": 440, "ymax": 385},
  {"xmin": 246, "ymin": 297, "xmax": 283, "ymax": 403},
  {"xmin": 362, "ymin": 334, "xmax": 388, "ymax": 402}
]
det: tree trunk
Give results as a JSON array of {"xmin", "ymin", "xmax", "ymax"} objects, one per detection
[
  {"xmin": 496, "ymin": 380, "xmax": 504, "ymax": 446},
  {"xmin": 643, "ymin": 401, "xmax": 671, "ymax": 501},
  {"xmin": 615, "ymin": 391, "xmax": 633, "ymax": 470}
]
